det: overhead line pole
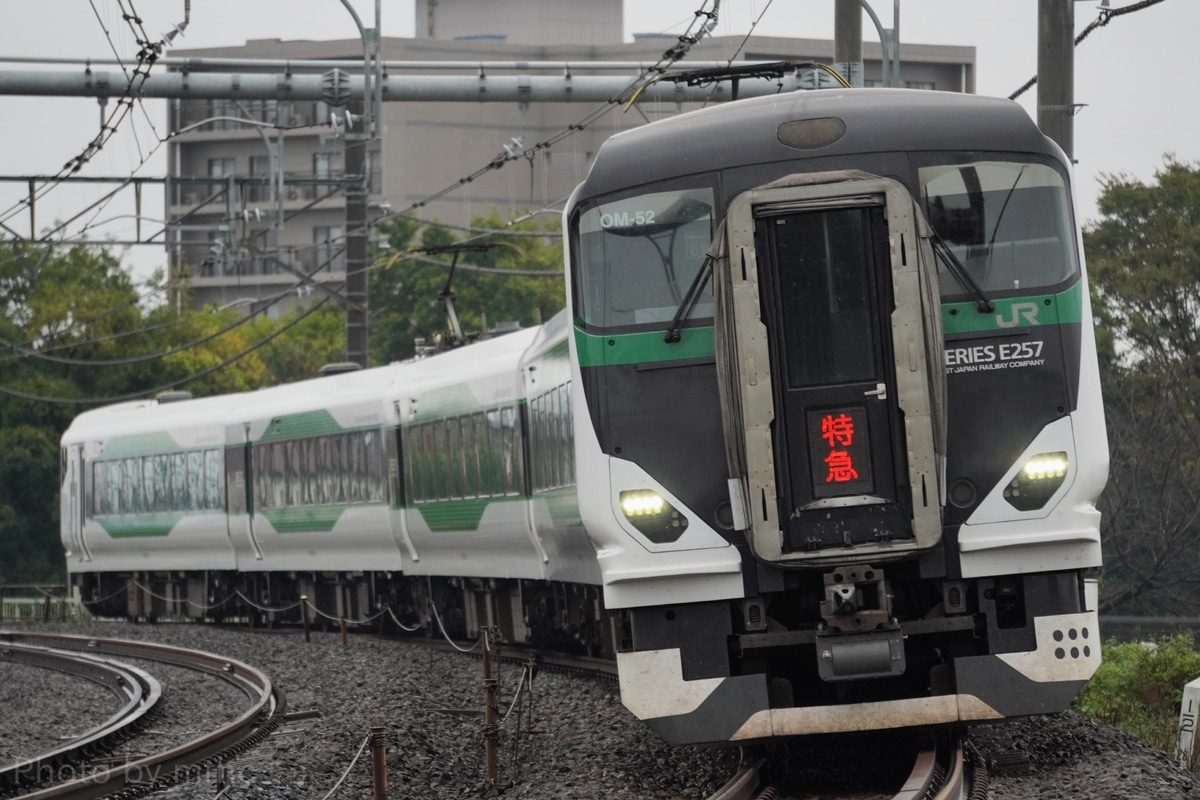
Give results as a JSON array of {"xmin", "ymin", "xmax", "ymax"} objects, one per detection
[
  {"xmin": 1037, "ymin": 0, "xmax": 1075, "ymax": 160},
  {"xmin": 834, "ymin": 0, "xmax": 864, "ymax": 87}
]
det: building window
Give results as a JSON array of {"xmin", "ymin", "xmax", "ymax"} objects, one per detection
[
  {"xmin": 313, "ymin": 152, "xmax": 341, "ymax": 178},
  {"xmin": 313, "ymin": 226, "xmax": 345, "ymax": 272},
  {"xmin": 208, "ymin": 158, "xmax": 235, "ymax": 178},
  {"xmin": 905, "ymin": 81, "xmax": 935, "ymax": 90},
  {"xmin": 247, "ymin": 156, "xmax": 272, "ymax": 203}
]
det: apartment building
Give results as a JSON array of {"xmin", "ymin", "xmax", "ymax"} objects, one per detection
[{"xmin": 166, "ymin": 0, "xmax": 975, "ymax": 314}]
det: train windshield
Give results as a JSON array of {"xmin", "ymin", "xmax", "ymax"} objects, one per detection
[
  {"xmin": 918, "ymin": 159, "xmax": 1079, "ymax": 298},
  {"xmin": 573, "ymin": 185, "xmax": 715, "ymax": 331}
]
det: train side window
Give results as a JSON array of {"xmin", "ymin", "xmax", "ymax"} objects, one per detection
[
  {"xmin": 203, "ymin": 449, "xmax": 222, "ymax": 511},
  {"xmin": 314, "ymin": 436, "xmax": 330, "ymax": 505},
  {"xmin": 501, "ymin": 406, "xmax": 522, "ymax": 496},
  {"xmin": 366, "ymin": 432, "xmax": 378, "ymax": 502},
  {"xmin": 151, "ymin": 454, "xmax": 168, "ymax": 512},
  {"xmin": 270, "ymin": 442, "xmax": 287, "ymax": 508},
  {"xmin": 252, "ymin": 445, "xmax": 267, "ymax": 510},
  {"xmin": 483, "ymin": 410, "xmax": 501, "ymax": 497},
  {"xmin": 110, "ymin": 461, "xmax": 123, "ymax": 515},
  {"xmin": 169, "ymin": 453, "xmax": 185, "ymax": 510},
  {"xmin": 446, "ymin": 418, "xmax": 463, "ymax": 500},
  {"xmin": 405, "ymin": 427, "xmax": 422, "ymax": 503},
  {"xmin": 92, "ymin": 462, "xmax": 106, "ymax": 516},
  {"xmin": 141, "ymin": 457, "xmax": 152, "ymax": 513},
  {"xmin": 463, "ymin": 414, "xmax": 481, "ymax": 499},
  {"xmin": 187, "ymin": 451, "xmax": 203, "ymax": 510}
]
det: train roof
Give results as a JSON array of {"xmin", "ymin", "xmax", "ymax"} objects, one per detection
[
  {"xmin": 575, "ymin": 89, "xmax": 1059, "ymax": 199},
  {"xmin": 62, "ymin": 391, "xmax": 243, "ymax": 452},
  {"xmin": 61, "ymin": 322, "xmax": 551, "ymax": 451}
]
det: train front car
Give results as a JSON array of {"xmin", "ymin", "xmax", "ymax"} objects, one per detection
[{"xmin": 565, "ymin": 89, "xmax": 1107, "ymax": 746}]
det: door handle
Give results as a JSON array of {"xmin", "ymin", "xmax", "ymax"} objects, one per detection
[{"xmin": 864, "ymin": 383, "xmax": 888, "ymax": 400}]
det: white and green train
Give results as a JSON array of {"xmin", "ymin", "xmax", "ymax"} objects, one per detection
[{"xmin": 63, "ymin": 88, "xmax": 1107, "ymax": 747}]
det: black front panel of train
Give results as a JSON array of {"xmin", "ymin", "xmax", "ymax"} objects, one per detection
[
  {"xmin": 755, "ymin": 204, "xmax": 913, "ymax": 552},
  {"xmin": 580, "ymin": 358, "xmax": 732, "ymax": 538},
  {"xmin": 943, "ymin": 320, "xmax": 1081, "ymax": 526}
]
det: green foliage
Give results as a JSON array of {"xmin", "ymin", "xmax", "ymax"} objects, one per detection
[
  {"xmin": 1084, "ymin": 157, "xmax": 1200, "ymax": 615},
  {"xmin": 0, "ymin": 425, "xmax": 62, "ymax": 582},
  {"xmin": 0, "ymin": 242, "xmax": 346, "ymax": 583},
  {"xmin": 1075, "ymin": 634, "xmax": 1200, "ymax": 757},
  {"xmin": 369, "ymin": 212, "xmax": 565, "ymax": 363},
  {"xmin": 1087, "ymin": 157, "xmax": 1200, "ymax": 373}
]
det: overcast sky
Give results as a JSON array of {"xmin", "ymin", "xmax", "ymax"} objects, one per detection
[{"xmin": 0, "ymin": 0, "xmax": 1194, "ymax": 279}]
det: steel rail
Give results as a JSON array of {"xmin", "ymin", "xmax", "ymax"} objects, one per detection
[
  {"xmin": 2, "ymin": 631, "xmax": 284, "ymax": 800},
  {"xmin": 706, "ymin": 758, "xmax": 768, "ymax": 800},
  {"xmin": 929, "ymin": 736, "xmax": 965, "ymax": 800},
  {"xmin": 0, "ymin": 641, "xmax": 161, "ymax": 793},
  {"xmin": 704, "ymin": 733, "xmax": 964, "ymax": 800}
]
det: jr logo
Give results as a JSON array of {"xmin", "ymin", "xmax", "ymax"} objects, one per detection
[{"xmin": 996, "ymin": 302, "xmax": 1040, "ymax": 328}]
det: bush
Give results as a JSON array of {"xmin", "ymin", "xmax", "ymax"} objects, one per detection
[{"xmin": 1074, "ymin": 632, "xmax": 1200, "ymax": 760}]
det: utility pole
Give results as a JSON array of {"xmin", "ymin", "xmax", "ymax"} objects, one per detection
[
  {"xmin": 339, "ymin": 0, "xmax": 382, "ymax": 368},
  {"xmin": 1037, "ymin": 0, "xmax": 1075, "ymax": 160},
  {"xmin": 834, "ymin": 0, "xmax": 864, "ymax": 87},
  {"xmin": 344, "ymin": 102, "xmax": 369, "ymax": 368}
]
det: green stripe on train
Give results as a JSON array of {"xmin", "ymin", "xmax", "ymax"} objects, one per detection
[
  {"xmin": 256, "ymin": 410, "xmax": 355, "ymax": 443},
  {"xmin": 575, "ymin": 283, "xmax": 1086, "ymax": 367},
  {"xmin": 99, "ymin": 433, "xmax": 186, "ymax": 460},
  {"xmin": 941, "ymin": 283, "xmax": 1084, "ymax": 334},
  {"xmin": 414, "ymin": 496, "xmax": 531, "ymax": 532},
  {"xmin": 260, "ymin": 505, "xmax": 355, "ymax": 533},
  {"xmin": 574, "ymin": 326, "xmax": 716, "ymax": 368},
  {"xmin": 96, "ymin": 512, "xmax": 187, "ymax": 538}
]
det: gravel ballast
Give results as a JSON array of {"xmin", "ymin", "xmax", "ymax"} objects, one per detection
[{"xmin": 4, "ymin": 621, "xmax": 1200, "ymax": 799}]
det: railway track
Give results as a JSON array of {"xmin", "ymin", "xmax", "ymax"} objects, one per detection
[
  {"xmin": 0, "ymin": 641, "xmax": 162, "ymax": 794},
  {"xmin": 706, "ymin": 732, "xmax": 977, "ymax": 800},
  {"xmin": 0, "ymin": 631, "xmax": 284, "ymax": 800}
]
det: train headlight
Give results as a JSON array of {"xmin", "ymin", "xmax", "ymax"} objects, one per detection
[
  {"xmin": 619, "ymin": 490, "xmax": 689, "ymax": 543},
  {"xmin": 1004, "ymin": 452, "xmax": 1069, "ymax": 511}
]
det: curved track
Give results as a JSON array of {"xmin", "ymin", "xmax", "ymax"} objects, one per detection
[
  {"xmin": 706, "ymin": 733, "xmax": 974, "ymax": 800},
  {"xmin": 0, "ymin": 631, "xmax": 284, "ymax": 800},
  {"xmin": 0, "ymin": 640, "xmax": 161, "ymax": 793}
]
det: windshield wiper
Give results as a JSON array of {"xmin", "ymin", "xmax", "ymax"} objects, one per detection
[
  {"xmin": 664, "ymin": 254, "xmax": 714, "ymax": 343},
  {"xmin": 931, "ymin": 234, "xmax": 994, "ymax": 313}
]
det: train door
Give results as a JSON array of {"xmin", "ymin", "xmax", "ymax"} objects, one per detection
[
  {"xmin": 388, "ymin": 405, "xmax": 419, "ymax": 563},
  {"xmin": 226, "ymin": 429, "xmax": 264, "ymax": 562},
  {"xmin": 720, "ymin": 174, "xmax": 943, "ymax": 564},
  {"xmin": 62, "ymin": 444, "xmax": 92, "ymax": 563},
  {"xmin": 758, "ymin": 200, "xmax": 907, "ymax": 550}
]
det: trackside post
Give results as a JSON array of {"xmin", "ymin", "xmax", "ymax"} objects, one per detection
[{"xmin": 1178, "ymin": 677, "xmax": 1200, "ymax": 768}]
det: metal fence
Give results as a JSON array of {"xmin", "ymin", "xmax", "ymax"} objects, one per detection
[{"xmin": 0, "ymin": 585, "xmax": 84, "ymax": 624}]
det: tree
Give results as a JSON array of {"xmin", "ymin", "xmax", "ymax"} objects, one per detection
[
  {"xmin": 0, "ymin": 243, "xmax": 347, "ymax": 583},
  {"xmin": 1085, "ymin": 157, "xmax": 1200, "ymax": 614},
  {"xmin": 369, "ymin": 212, "xmax": 566, "ymax": 363}
]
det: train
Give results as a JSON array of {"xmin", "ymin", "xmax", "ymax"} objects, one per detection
[{"xmin": 61, "ymin": 88, "xmax": 1108, "ymax": 747}]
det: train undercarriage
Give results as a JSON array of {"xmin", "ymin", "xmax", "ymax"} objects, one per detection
[{"xmin": 71, "ymin": 571, "xmax": 618, "ymax": 660}]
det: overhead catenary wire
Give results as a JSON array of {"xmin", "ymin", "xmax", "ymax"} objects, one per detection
[
  {"xmin": 1, "ymin": 1, "xmax": 722, "ymax": 400},
  {"xmin": 0, "ymin": 237, "xmax": 351, "ymax": 369},
  {"xmin": 364, "ymin": 0, "xmax": 723, "ymax": 232},
  {"xmin": 1009, "ymin": 0, "xmax": 1169, "ymax": 100},
  {"xmin": 8, "ymin": 0, "xmax": 721, "ymax": 259},
  {"xmin": 0, "ymin": 296, "xmax": 332, "ymax": 405},
  {"xmin": 0, "ymin": 0, "xmax": 164, "ymax": 228},
  {"xmin": 1, "ymin": 281, "xmax": 324, "ymax": 368}
]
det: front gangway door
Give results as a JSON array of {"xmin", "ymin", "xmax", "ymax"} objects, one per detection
[{"xmin": 718, "ymin": 173, "xmax": 945, "ymax": 564}]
